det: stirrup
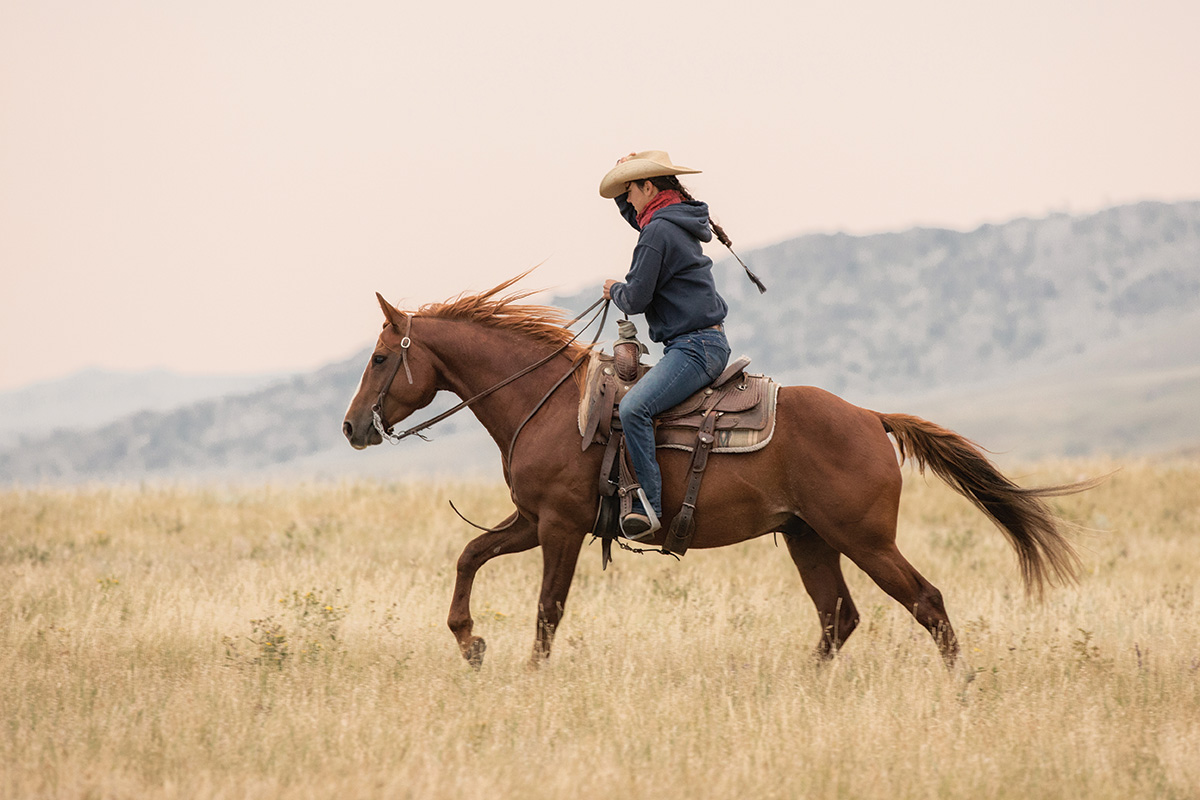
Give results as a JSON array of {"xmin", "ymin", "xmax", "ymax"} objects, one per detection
[{"xmin": 621, "ymin": 489, "xmax": 661, "ymax": 541}]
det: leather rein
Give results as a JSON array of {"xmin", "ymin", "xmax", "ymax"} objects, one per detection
[{"xmin": 370, "ymin": 296, "xmax": 610, "ymax": 449}]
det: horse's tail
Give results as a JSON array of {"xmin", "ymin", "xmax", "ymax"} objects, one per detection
[{"xmin": 877, "ymin": 412, "xmax": 1100, "ymax": 598}]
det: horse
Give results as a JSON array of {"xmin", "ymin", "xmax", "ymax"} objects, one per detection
[{"xmin": 342, "ymin": 274, "xmax": 1096, "ymax": 670}]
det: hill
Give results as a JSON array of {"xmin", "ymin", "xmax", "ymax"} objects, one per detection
[
  {"xmin": 0, "ymin": 354, "xmax": 493, "ymax": 483},
  {"xmin": 603, "ymin": 199, "xmax": 1199, "ymax": 399},
  {"xmin": 882, "ymin": 307, "xmax": 1200, "ymax": 460},
  {"xmin": 0, "ymin": 368, "xmax": 288, "ymax": 448},
  {"xmin": 1, "ymin": 200, "xmax": 1197, "ymax": 483}
]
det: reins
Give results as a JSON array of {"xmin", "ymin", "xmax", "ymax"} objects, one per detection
[
  {"xmin": 503, "ymin": 299, "xmax": 610, "ymax": 471},
  {"xmin": 371, "ymin": 296, "xmax": 610, "ymax": 447}
]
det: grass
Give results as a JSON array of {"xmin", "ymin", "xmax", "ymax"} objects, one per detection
[{"xmin": 1, "ymin": 461, "xmax": 1198, "ymax": 799}]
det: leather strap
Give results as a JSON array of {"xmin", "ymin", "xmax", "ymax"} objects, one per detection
[
  {"xmin": 617, "ymin": 436, "xmax": 637, "ymax": 517},
  {"xmin": 370, "ymin": 313, "xmax": 413, "ymax": 426},
  {"xmin": 375, "ymin": 298, "xmax": 607, "ymax": 444},
  {"xmin": 663, "ymin": 407, "xmax": 719, "ymax": 556},
  {"xmin": 398, "ymin": 313, "xmax": 414, "ymax": 384},
  {"xmin": 598, "ymin": 432, "xmax": 621, "ymax": 497},
  {"xmin": 596, "ymin": 379, "xmax": 616, "ymax": 444}
]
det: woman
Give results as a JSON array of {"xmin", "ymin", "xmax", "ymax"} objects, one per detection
[{"xmin": 599, "ymin": 150, "xmax": 732, "ymax": 539}]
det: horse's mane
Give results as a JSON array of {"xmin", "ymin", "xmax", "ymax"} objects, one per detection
[{"xmin": 412, "ymin": 271, "xmax": 588, "ymax": 357}]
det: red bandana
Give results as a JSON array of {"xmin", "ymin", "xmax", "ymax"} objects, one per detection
[{"xmin": 636, "ymin": 189, "xmax": 682, "ymax": 229}]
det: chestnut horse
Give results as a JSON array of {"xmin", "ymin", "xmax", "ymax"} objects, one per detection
[{"xmin": 343, "ymin": 276, "xmax": 1093, "ymax": 669}]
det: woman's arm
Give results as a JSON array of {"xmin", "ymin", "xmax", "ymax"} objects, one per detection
[
  {"xmin": 607, "ymin": 242, "xmax": 665, "ymax": 315},
  {"xmin": 614, "ymin": 193, "xmax": 640, "ymax": 231}
]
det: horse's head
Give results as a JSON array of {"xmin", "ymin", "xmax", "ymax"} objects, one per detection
[{"xmin": 342, "ymin": 293, "xmax": 440, "ymax": 449}]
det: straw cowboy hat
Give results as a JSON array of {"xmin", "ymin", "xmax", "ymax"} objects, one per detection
[{"xmin": 598, "ymin": 150, "xmax": 702, "ymax": 199}]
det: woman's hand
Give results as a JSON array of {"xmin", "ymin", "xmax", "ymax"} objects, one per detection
[
  {"xmin": 616, "ymin": 152, "xmax": 636, "ymax": 165},
  {"xmin": 603, "ymin": 279, "xmax": 619, "ymax": 300}
]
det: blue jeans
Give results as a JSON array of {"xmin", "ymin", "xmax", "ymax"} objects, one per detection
[{"xmin": 619, "ymin": 326, "xmax": 731, "ymax": 516}]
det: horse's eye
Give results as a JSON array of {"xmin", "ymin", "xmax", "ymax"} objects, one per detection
[{"xmin": 372, "ymin": 354, "xmax": 387, "ymax": 365}]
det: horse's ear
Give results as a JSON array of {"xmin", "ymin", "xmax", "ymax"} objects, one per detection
[{"xmin": 376, "ymin": 292, "xmax": 404, "ymax": 327}]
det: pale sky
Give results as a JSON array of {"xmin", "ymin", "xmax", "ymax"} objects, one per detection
[{"xmin": 2, "ymin": 0, "xmax": 1197, "ymax": 391}]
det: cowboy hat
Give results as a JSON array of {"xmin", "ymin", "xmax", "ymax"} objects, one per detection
[{"xmin": 598, "ymin": 150, "xmax": 702, "ymax": 199}]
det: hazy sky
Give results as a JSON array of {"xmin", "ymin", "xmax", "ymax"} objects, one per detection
[{"xmin": 2, "ymin": 0, "xmax": 1197, "ymax": 390}]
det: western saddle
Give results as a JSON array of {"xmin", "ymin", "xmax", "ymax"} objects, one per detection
[{"xmin": 578, "ymin": 326, "xmax": 779, "ymax": 564}]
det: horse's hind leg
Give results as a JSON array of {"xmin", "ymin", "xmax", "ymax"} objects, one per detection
[
  {"xmin": 448, "ymin": 513, "xmax": 539, "ymax": 669},
  {"xmin": 782, "ymin": 517, "xmax": 860, "ymax": 659},
  {"xmin": 846, "ymin": 538, "xmax": 959, "ymax": 667}
]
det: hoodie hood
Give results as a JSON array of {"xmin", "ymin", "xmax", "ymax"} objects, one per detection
[
  {"xmin": 649, "ymin": 200, "xmax": 713, "ymax": 243},
  {"xmin": 609, "ymin": 193, "xmax": 728, "ymax": 342}
]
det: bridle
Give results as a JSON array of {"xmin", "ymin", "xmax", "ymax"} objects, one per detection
[
  {"xmin": 369, "ymin": 312, "xmax": 419, "ymax": 441},
  {"xmin": 368, "ymin": 295, "xmax": 609, "ymax": 535},
  {"xmin": 370, "ymin": 296, "xmax": 610, "ymax": 448}
]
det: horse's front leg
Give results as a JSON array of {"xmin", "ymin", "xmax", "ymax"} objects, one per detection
[
  {"xmin": 531, "ymin": 519, "xmax": 587, "ymax": 667},
  {"xmin": 448, "ymin": 513, "xmax": 539, "ymax": 669}
]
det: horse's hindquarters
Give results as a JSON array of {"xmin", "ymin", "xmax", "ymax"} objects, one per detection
[{"xmin": 659, "ymin": 385, "xmax": 903, "ymax": 549}]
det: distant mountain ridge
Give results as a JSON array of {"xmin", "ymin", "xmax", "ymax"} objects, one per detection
[
  {"xmin": 0, "ymin": 368, "xmax": 289, "ymax": 448},
  {"xmin": 0, "ymin": 353, "xmax": 489, "ymax": 482},
  {"xmin": 560, "ymin": 199, "xmax": 1199, "ymax": 398},
  {"xmin": 2, "ymin": 200, "xmax": 1198, "ymax": 483}
]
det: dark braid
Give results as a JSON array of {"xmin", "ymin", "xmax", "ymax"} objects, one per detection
[
  {"xmin": 644, "ymin": 175, "xmax": 733, "ymax": 248},
  {"xmin": 635, "ymin": 174, "xmax": 766, "ymax": 294}
]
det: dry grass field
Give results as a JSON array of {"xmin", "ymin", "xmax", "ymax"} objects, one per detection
[{"xmin": 2, "ymin": 460, "xmax": 1198, "ymax": 799}]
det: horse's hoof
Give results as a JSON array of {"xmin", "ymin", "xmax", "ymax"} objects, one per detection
[
  {"xmin": 525, "ymin": 646, "xmax": 551, "ymax": 671},
  {"xmin": 463, "ymin": 637, "xmax": 486, "ymax": 670}
]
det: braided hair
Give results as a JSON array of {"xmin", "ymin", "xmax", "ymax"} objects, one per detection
[
  {"xmin": 636, "ymin": 175, "xmax": 766, "ymax": 293},
  {"xmin": 643, "ymin": 175, "xmax": 733, "ymax": 248}
]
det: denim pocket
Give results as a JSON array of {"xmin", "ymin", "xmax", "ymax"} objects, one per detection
[
  {"xmin": 699, "ymin": 334, "xmax": 731, "ymax": 380},
  {"xmin": 665, "ymin": 329, "xmax": 729, "ymax": 382}
]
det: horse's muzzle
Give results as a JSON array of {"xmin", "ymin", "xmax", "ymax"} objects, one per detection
[{"xmin": 343, "ymin": 419, "xmax": 381, "ymax": 450}]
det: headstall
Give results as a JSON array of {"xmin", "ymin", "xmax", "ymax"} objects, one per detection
[{"xmin": 370, "ymin": 297, "xmax": 610, "ymax": 446}]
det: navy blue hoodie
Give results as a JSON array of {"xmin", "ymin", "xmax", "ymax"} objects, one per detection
[{"xmin": 609, "ymin": 194, "xmax": 729, "ymax": 343}]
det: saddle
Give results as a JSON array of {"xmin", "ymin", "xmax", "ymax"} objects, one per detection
[{"xmin": 577, "ymin": 346, "xmax": 780, "ymax": 562}]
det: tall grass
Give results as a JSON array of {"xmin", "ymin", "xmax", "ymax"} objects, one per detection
[{"xmin": 1, "ymin": 461, "xmax": 1197, "ymax": 799}]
